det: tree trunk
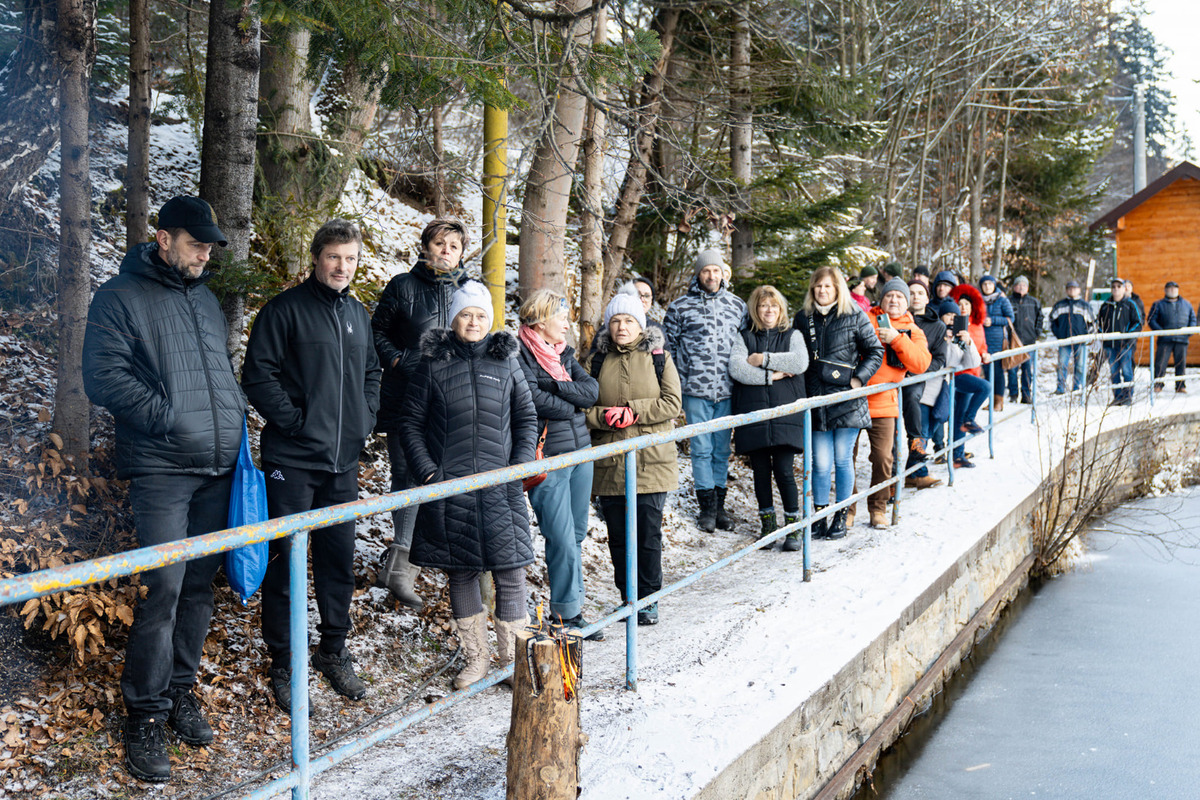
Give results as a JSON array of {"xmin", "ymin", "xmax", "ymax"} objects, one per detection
[
  {"xmin": 0, "ymin": 0, "xmax": 59, "ymax": 213},
  {"xmin": 602, "ymin": 7, "xmax": 680, "ymax": 297},
  {"xmin": 578, "ymin": 5, "xmax": 607, "ymax": 355},
  {"xmin": 968, "ymin": 110, "xmax": 987, "ymax": 281},
  {"xmin": 991, "ymin": 110, "xmax": 1011, "ymax": 277},
  {"xmin": 518, "ymin": 0, "xmax": 594, "ymax": 298},
  {"xmin": 729, "ymin": 7, "xmax": 753, "ymax": 278},
  {"xmin": 200, "ymin": 0, "xmax": 260, "ymax": 357},
  {"xmin": 125, "ymin": 0, "xmax": 151, "ymax": 249},
  {"xmin": 52, "ymin": 0, "xmax": 96, "ymax": 462},
  {"xmin": 506, "ymin": 627, "xmax": 582, "ymax": 800}
]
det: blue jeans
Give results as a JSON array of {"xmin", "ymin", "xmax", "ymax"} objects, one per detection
[
  {"xmin": 811, "ymin": 427, "xmax": 859, "ymax": 505},
  {"xmin": 528, "ymin": 461, "xmax": 594, "ymax": 619},
  {"xmin": 1006, "ymin": 360, "xmax": 1033, "ymax": 401},
  {"xmin": 682, "ymin": 395, "xmax": 732, "ymax": 490},
  {"xmin": 987, "ymin": 359, "xmax": 1006, "ymax": 400},
  {"xmin": 953, "ymin": 374, "xmax": 991, "ymax": 459},
  {"xmin": 1107, "ymin": 345, "xmax": 1134, "ymax": 403},
  {"xmin": 1057, "ymin": 343, "xmax": 1087, "ymax": 392}
]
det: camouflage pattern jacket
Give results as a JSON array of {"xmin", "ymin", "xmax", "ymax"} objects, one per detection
[{"xmin": 662, "ymin": 277, "xmax": 747, "ymax": 403}]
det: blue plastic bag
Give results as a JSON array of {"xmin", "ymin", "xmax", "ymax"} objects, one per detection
[{"xmin": 225, "ymin": 419, "xmax": 270, "ymax": 604}]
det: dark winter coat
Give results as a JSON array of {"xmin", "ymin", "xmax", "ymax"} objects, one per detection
[
  {"xmin": 793, "ymin": 307, "xmax": 884, "ymax": 432},
  {"xmin": 516, "ymin": 341, "xmax": 599, "ymax": 458},
  {"xmin": 1147, "ymin": 296, "xmax": 1197, "ymax": 344},
  {"xmin": 371, "ymin": 259, "xmax": 468, "ymax": 432},
  {"xmin": 662, "ymin": 276, "xmax": 747, "ymax": 402},
  {"xmin": 981, "ymin": 289, "xmax": 1014, "ymax": 354},
  {"xmin": 1050, "ymin": 297, "xmax": 1095, "ymax": 339},
  {"xmin": 1097, "ymin": 297, "xmax": 1142, "ymax": 350},
  {"xmin": 912, "ymin": 306, "xmax": 948, "ymax": 376},
  {"xmin": 1129, "ymin": 293, "xmax": 1145, "ymax": 329},
  {"xmin": 242, "ymin": 276, "xmax": 382, "ymax": 474},
  {"xmin": 399, "ymin": 329, "xmax": 538, "ymax": 572},
  {"xmin": 584, "ymin": 327, "xmax": 682, "ymax": 496},
  {"xmin": 1010, "ymin": 293, "xmax": 1042, "ymax": 347},
  {"xmin": 729, "ymin": 327, "xmax": 808, "ymax": 454},
  {"xmin": 82, "ymin": 242, "xmax": 245, "ymax": 479}
]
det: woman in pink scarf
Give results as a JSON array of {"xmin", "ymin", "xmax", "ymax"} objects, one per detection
[{"xmin": 515, "ymin": 290, "xmax": 602, "ymax": 639}]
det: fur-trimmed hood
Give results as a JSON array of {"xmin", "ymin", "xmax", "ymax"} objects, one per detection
[
  {"xmin": 950, "ymin": 284, "xmax": 987, "ymax": 326},
  {"xmin": 419, "ymin": 327, "xmax": 519, "ymax": 361},
  {"xmin": 592, "ymin": 324, "xmax": 666, "ymax": 355}
]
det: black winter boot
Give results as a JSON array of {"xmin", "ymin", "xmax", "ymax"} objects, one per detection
[
  {"xmin": 696, "ymin": 489, "xmax": 717, "ymax": 532},
  {"xmin": 124, "ymin": 716, "xmax": 170, "ymax": 782},
  {"xmin": 811, "ymin": 505, "xmax": 830, "ymax": 540},
  {"xmin": 714, "ymin": 486, "xmax": 735, "ymax": 530},
  {"xmin": 827, "ymin": 508, "xmax": 848, "ymax": 540},
  {"xmin": 757, "ymin": 508, "xmax": 777, "ymax": 540}
]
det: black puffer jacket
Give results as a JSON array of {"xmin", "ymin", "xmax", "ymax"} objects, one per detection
[
  {"xmin": 794, "ymin": 307, "xmax": 884, "ymax": 431},
  {"xmin": 371, "ymin": 259, "xmax": 468, "ymax": 432},
  {"xmin": 912, "ymin": 306, "xmax": 948, "ymax": 375},
  {"xmin": 242, "ymin": 276, "xmax": 382, "ymax": 474},
  {"xmin": 82, "ymin": 243, "xmax": 245, "ymax": 478},
  {"xmin": 730, "ymin": 328, "xmax": 807, "ymax": 453},
  {"xmin": 516, "ymin": 341, "xmax": 599, "ymax": 457},
  {"xmin": 400, "ymin": 329, "xmax": 538, "ymax": 572}
]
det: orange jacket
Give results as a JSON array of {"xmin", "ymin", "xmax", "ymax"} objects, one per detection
[{"xmin": 866, "ymin": 310, "xmax": 932, "ymax": 418}]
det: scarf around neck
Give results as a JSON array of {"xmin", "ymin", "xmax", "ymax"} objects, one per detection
[{"xmin": 518, "ymin": 324, "xmax": 571, "ymax": 382}]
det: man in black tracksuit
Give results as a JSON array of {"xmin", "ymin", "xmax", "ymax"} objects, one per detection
[
  {"xmin": 242, "ymin": 219, "xmax": 382, "ymax": 710},
  {"xmin": 83, "ymin": 196, "xmax": 244, "ymax": 782}
]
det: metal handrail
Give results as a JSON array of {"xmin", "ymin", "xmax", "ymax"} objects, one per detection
[{"xmin": 1, "ymin": 323, "xmax": 1194, "ymax": 799}]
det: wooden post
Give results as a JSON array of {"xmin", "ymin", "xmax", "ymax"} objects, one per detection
[{"xmin": 506, "ymin": 628, "xmax": 582, "ymax": 799}]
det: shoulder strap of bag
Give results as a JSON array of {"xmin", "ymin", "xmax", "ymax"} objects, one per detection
[{"xmin": 590, "ymin": 346, "xmax": 665, "ymax": 386}]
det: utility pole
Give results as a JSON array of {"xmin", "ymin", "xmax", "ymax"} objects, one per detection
[{"xmin": 1133, "ymin": 84, "xmax": 1147, "ymax": 193}]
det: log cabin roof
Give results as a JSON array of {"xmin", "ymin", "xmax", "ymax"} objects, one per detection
[{"xmin": 1090, "ymin": 161, "xmax": 1200, "ymax": 232}]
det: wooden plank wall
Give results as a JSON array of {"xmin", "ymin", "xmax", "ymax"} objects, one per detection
[{"xmin": 1113, "ymin": 177, "xmax": 1200, "ymax": 366}]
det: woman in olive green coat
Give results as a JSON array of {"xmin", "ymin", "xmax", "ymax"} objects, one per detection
[{"xmin": 585, "ymin": 289, "xmax": 682, "ymax": 625}]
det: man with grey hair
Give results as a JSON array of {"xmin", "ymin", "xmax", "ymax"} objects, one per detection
[
  {"xmin": 663, "ymin": 249, "xmax": 747, "ymax": 532},
  {"xmin": 1007, "ymin": 276, "xmax": 1041, "ymax": 403},
  {"xmin": 243, "ymin": 218, "xmax": 382, "ymax": 710}
]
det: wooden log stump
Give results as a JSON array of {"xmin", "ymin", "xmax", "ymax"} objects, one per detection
[{"xmin": 506, "ymin": 627, "xmax": 583, "ymax": 800}]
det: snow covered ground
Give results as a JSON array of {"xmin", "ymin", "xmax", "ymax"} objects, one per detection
[{"xmin": 298, "ymin": 373, "xmax": 1200, "ymax": 800}]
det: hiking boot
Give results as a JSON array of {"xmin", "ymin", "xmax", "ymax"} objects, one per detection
[
  {"xmin": 312, "ymin": 648, "xmax": 367, "ymax": 701},
  {"xmin": 809, "ymin": 504, "xmax": 829, "ymax": 540},
  {"xmin": 909, "ymin": 437, "xmax": 927, "ymax": 457},
  {"xmin": 905, "ymin": 475, "xmax": 942, "ymax": 490},
  {"xmin": 124, "ymin": 716, "xmax": 170, "ymax": 783},
  {"xmin": 827, "ymin": 509, "xmax": 848, "ymax": 540},
  {"xmin": 167, "ymin": 688, "xmax": 213, "ymax": 746},
  {"xmin": 757, "ymin": 508, "xmax": 777, "ymax": 540},
  {"xmin": 559, "ymin": 613, "xmax": 605, "ymax": 642},
  {"xmin": 268, "ymin": 665, "xmax": 292, "ymax": 712},
  {"xmin": 637, "ymin": 603, "xmax": 659, "ymax": 626},
  {"xmin": 696, "ymin": 489, "xmax": 717, "ymax": 532},
  {"xmin": 960, "ymin": 420, "xmax": 984, "ymax": 434},
  {"xmin": 953, "ymin": 457, "xmax": 976, "ymax": 469},
  {"xmin": 714, "ymin": 486, "xmax": 735, "ymax": 530},
  {"xmin": 870, "ymin": 510, "xmax": 889, "ymax": 528}
]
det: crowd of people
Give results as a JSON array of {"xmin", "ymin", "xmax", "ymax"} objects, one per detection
[{"xmin": 82, "ymin": 200, "xmax": 1196, "ymax": 782}]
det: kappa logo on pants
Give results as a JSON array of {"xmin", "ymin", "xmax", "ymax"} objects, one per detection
[{"xmin": 270, "ymin": 470, "xmax": 285, "ymax": 481}]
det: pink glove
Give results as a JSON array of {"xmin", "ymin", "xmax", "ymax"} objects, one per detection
[{"xmin": 604, "ymin": 406, "xmax": 638, "ymax": 429}]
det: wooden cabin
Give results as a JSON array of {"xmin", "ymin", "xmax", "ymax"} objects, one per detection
[{"xmin": 1091, "ymin": 161, "xmax": 1200, "ymax": 365}]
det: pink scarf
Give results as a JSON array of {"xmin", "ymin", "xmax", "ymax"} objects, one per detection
[{"xmin": 518, "ymin": 325, "xmax": 571, "ymax": 382}]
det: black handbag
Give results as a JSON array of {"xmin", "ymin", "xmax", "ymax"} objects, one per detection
[{"xmin": 801, "ymin": 312, "xmax": 855, "ymax": 387}]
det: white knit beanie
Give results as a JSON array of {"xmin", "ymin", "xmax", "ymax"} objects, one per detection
[
  {"xmin": 448, "ymin": 281, "xmax": 493, "ymax": 328},
  {"xmin": 603, "ymin": 290, "xmax": 647, "ymax": 331}
]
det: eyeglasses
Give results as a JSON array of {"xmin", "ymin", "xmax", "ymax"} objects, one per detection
[{"xmin": 637, "ymin": 292, "xmax": 653, "ymax": 300}]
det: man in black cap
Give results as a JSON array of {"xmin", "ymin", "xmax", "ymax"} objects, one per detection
[
  {"xmin": 1097, "ymin": 277, "xmax": 1142, "ymax": 405},
  {"xmin": 1049, "ymin": 279, "xmax": 1094, "ymax": 394},
  {"xmin": 83, "ymin": 196, "xmax": 245, "ymax": 782},
  {"xmin": 1147, "ymin": 281, "xmax": 1196, "ymax": 392}
]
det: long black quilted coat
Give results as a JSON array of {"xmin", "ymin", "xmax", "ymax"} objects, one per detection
[
  {"xmin": 793, "ymin": 307, "xmax": 884, "ymax": 432},
  {"xmin": 400, "ymin": 329, "xmax": 538, "ymax": 572},
  {"xmin": 82, "ymin": 243, "xmax": 245, "ymax": 478}
]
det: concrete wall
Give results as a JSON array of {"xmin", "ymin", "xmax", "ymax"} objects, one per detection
[{"xmin": 695, "ymin": 412, "xmax": 1200, "ymax": 800}]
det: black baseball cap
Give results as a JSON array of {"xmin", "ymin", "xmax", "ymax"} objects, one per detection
[
  {"xmin": 157, "ymin": 196, "xmax": 228, "ymax": 246},
  {"xmin": 1166, "ymin": 281, "xmax": 1179, "ymax": 289}
]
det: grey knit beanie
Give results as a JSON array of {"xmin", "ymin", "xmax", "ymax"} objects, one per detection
[
  {"xmin": 694, "ymin": 249, "xmax": 726, "ymax": 275},
  {"xmin": 880, "ymin": 277, "xmax": 911, "ymax": 307}
]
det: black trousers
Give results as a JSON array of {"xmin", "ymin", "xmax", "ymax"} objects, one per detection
[
  {"xmin": 1154, "ymin": 341, "xmax": 1188, "ymax": 389},
  {"xmin": 261, "ymin": 463, "xmax": 359, "ymax": 669},
  {"xmin": 748, "ymin": 448, "xmax": 799, "ymax": 513},
  {"xmin": 122, "ymin": 472, "xmax": 232, "ymax": 718},
  {"xmin": 901, "ymin": 382, "xmax": 925, "ymax": 470},
  {"xmin": 598, "ymin": 493, "xmax": 666, "ymax": 602}
]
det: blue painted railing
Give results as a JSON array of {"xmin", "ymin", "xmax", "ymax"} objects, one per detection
[{"xmin": 0, "ymin": 325, "xmax": 1193, "ymax": 799}]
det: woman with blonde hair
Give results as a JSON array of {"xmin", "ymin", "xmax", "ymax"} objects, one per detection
[
  {"xmin": 515, "ymin": 289, "xmax": 602, "ymax": 638},
  {"xmin": 793, "ymin": 267, "xmax": 883, "ymax": 539},
  {"xmin": 729, "ymin": 286, "xmax": 809, "ymax": 548}
]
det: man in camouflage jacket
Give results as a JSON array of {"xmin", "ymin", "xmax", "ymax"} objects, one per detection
[{"xmin": 663, "ymin": 249, "xmax": 747, "ymax": 532}]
